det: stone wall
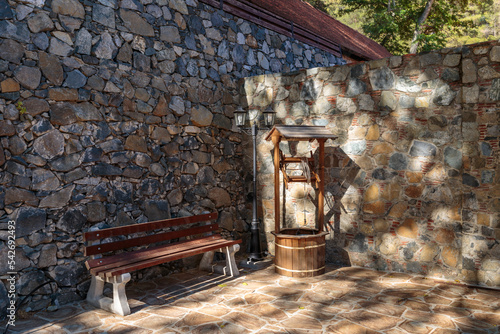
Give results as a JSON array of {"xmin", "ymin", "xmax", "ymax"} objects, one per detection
[
  {"xmin": 0, "ymin": 0, "xmax": 343, "ymax": 316},
  {"xmin": 245, "ymin": 40, "xmax": 500, "ymax": 287}
]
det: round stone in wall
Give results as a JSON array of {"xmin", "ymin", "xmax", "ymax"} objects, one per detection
[{"xmin": 33, "ymin": 129, "xmax": 65, "ymax": 160}]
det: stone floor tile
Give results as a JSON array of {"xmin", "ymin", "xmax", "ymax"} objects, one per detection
[
  {"xmin": 196, "ymin": 304, "xmax": 232, "ymax": 317},
  {"xmin": 424, "ymin": 294, "xmax": 454, "ymax": 305},
  {"xmin": 402, "ymin": 300, "xmax": 432, "ymax": 312},
  {"xmin": 432, "ymin": 305, "xmax": 472, "ymax": 318},
  {"xmin": 223, "ymin": 311, "xmax": 268, "ymax": 330},
  {"xmin": 339, "ymin": 310, "xmax": 401, "ymax": 331},
  {"xmin": 107, "ymin": 323, "xmax": 154, "ymax": 333},
  {"xmin": 220, "ymin": 322, "xmax": 252, "ymax": 334},
  {"xmin": 35, "ymin": 305, "xmax": 82, "ymax": 321},
  {"xmin": 132, "ymin": 314, "xmax": 179, "ymax": 330},
  {"xmin": 355, "ymin": 300, "xmax": 406, "ymax": 317},
  {"xmin": 222, "ymin": 296, "xmax": 247, "ymax": 307},
  {"xmin": 325, "ymin": 320, "xmax": 379, "ymax": 334},
  {"xmin": 454, "ymin": 315, "xmax": 496, "ymax": 330},
  {"xmin": 259, "ymin": 286, "xmax": 304, "ymax": 301},
  {"xmin": 430, "ymin": 329, "xmax": 461, "ymax": 334},
  {"xmin": 176, "ymin": 311, "xmax": 220, "ymax": 327},
  {"xmin": 385, "ymin": 329, "xmax": 408, "ymax": 334},
  {"xmin": 280, "ymin": 314, "xmax": 323, "ymax": 330},
  {"xmin": 277, "ymin": 279, "xmax": 313, "ymax": 290},
  {"xmin": 450, "ymin": 299, "xmax": 496, "ymax": 312},
  {"xmin": 399, "ymin": 320, "xmax": 434, "ymax": 334},
  {"xmin": 472, "ymin": 312, "xmax": 500, "ymax": 326},
  {"xmin": 169, "ymin": 299, "xmax": 203, "ymax": 310},
  {"xmin": 404, "ymin": 310, "xmax": 456, "ymax": 329},
  {"xmin": 244, "ymin": 292, "xmax": 276, "ymax": 304},
  {"xmin": 245, "ymin": 303, "xmax": 288, "ymax": 320},
  {"xmin": 189, "ymin": 323, "xmax": 222, "ymax": 334},
  {"xmin": 299, "ymin": 291, "xmax": 335, "ymax": 305},
  {"xmin": 149, "ymin": 305, "xmax": 190, "ymax": 317}
]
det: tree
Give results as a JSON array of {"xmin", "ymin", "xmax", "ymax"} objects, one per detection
[{"xmin": 310, "ymin": 0, "xmax": 495, "ymax": 55}]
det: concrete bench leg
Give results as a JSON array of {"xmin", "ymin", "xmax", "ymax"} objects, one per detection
[
  {"xmin": 224, "ymin": 244, "xmax": 240, "ymax": 277},
  {"xmin": 199, "ymin": 245, "xmax": 240, "ymax": 277},
  {"xmin": 86, "ymin": 273, "xmax": 131, "ymax": 316}
]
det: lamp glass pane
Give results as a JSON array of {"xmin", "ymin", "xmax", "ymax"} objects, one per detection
[
  {"xmin": 263, "ymin": 111, "xmax": 275, "ymax": 127},
  {"xmin": 235, "ymin": 112, "xmax": 246, "ymax": 127}
]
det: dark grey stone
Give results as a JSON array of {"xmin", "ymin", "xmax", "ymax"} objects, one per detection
[
  {"xmin": 0, "ymin": 39, "xmax": 24, "ymax": 64},
  {"xmin": 270, "ymin": 59, "xmax": 282, "ymax": 73},
  {"xmin": 0, "ymin": 0, "xmax": 12, "ymax": 19},
  {"xmin": 341, "ymin": 140, "xmax": 366, "ymax": 156},
  {"xmin": 232, "ymin": 44, "xmax": 246, "ymax": 64},
  {"xmin": 86, "ymin": 202, "xmax": 106, "ymax": 222},
  {"xmin": 433, "ymin": 83, "xmax": 457, "ymax": 106},
  {"xmin": 15, "ymin": 207, "xmax": 46, "ymax": 238},
  {"xmin": 444, "ymin": 146, "xmax": 462, "ymax": 169},
  {"xmin": 82, "ymin": 147, "xmax": 104, "ymax": 163},
  {"xmin": 349, "ymin": 233, "xmax": 368, "ymax": 253},
  {"xmin": 301, "ymin": 80, "xmax": 319, "ymax": 100},
  {"xmin": 9, "ymin": 136, "xmax": 27, "ymax": 155},
  {"xmin": 112, "ymin": 182, "xmax": 133, "ymax": 203},
  {"xmin": 442, "ymin": 68, "xmax": 460, "ymax": 82},
  {"xmin": 50, "ymin": 102, "xmax": 77, "ymax": 126},
  {"xmin": 372, "ymin": 168, "xmax": 397, "ymax": 180},
  {"xmin": 480, "ymin": 142, "xmax": 492, "ymax": 156},
  {"xmin": 208, "ymin": 68, "xmax": 220, "ymax": 81},
  {"xmin": 50, "ymin": 154, "xmax": 81, "ymax": 172},
  {"xmin": 0, "ymin": 281, "xmax": 7, "ymax": 319},
  {"xmin": 140, "ymin": 179, "xmax": 160, "ymax": 196},
  {"xmin": 133, "ymin": 52, "xmax": 151, "ymax": 72},
  {"xmin": 123, "ymin": 165, "xmax": 143, "ymax": 178},
  {"xmin": 99, "ymin": 139, "xmax": 123, "ymax": 153},
  {"xmin": 64, "ymin": 70, "xmax": 87, "ymax": 89},
  {"xmin": 92, "ymin": 163, "xmax": 122, "ymax": 176},
  {"xmin": 180, "ymin": 136, "xmax": 200, "ymax": 150},
  {"xmin": 409, "ymin": 141, "xmax": 437, "ymax": 157},
  {"xmin": 369, "ymin": 67, "xmax": 395, "ymax": 90},
  {"xmin": 38, "ymin": 244, "xmax": 57, "ymax": 268},
  {"xmin": 57, "ymin": 207, "xmax": 86, "ymax": 234},
  {"xmin": 213, "ymin": 114, "xmax": 231, "ymax": 130},
  {"xmin": 482, "ymin": 170, "xmax": 494, "ymax": 184},
  {"xmin": 389, "ymin": 152, "xmax": 409, "ymax": 171},
  {"xmin": 16, "ymin": 271, "xmax": 49, "ymax": 296},
  {"xmin": 463, "ymin": 173, "xmax": 479, "ymax": 187},
  {"xmin": 399, "ymin": 95, "xmax": 415, "ymax": 108},
  {"xmin": 346, "ymin": 78, "xmax": 366, "ymax": 97},
  {"xmin": 420, "ymin": 52, "xmax": 441, "ymax": 66},
  {"xmin": 197, "ymin": 166, "xmax": 216, "ymax": 185},
  {"xmin": 350, "ymin": 64, "xmax": 365, "ymax": 78},
  {"xmin": 49, "ymin": 260, "xmax": 86, "ymax": 287},
  {"xmin": 402, "ymin": 241, "xmax": 417, "ymax": 260},
  {"xmin": 0, "ymin": 21, "xmax": 30, "ymax": 43},
  {"xmin": 489, "ymin": 78, "xmax": 500, "ymax": 101},
  {"xmin": 33, "ymin": 32, "xmax": 49, "ymax": 50},
  {"xmin": 145, "ymin": 200, "xmax": 171, "ymax": 221},
  {"xmin": 188, "ymin": 15, "xmax": 204, "ymax": 34},
  {"xmin": 93, "ymin": 3, "xmax": 115, "ymax": 28}
]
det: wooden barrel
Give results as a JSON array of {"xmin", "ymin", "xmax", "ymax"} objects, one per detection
[{"xmin": 273, "ymin": 229, "xmax": 328, "ymax": 277}]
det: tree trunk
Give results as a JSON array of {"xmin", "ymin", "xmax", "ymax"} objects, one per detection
[{"xmin": 409, "ymin": 0, "xmax": 435, "ymax": 53}]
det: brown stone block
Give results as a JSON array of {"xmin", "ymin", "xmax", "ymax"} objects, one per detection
[
  {"xmin": 382, "ymin": 182, "xmax": 401, "ymax": 201},
  {"xmin": 435, "ymin": 228, "xmax": 455, "ymax": 244},
  {"xmin": 366, "ymin": 124, "xmax": 380, "ymax": 140},
  {"xmin": 48, "ymin": 88, "xmax": 78, "ymax": 101},
  {"xmin": 442, "ymin": 246, "xmax": 460, "ymax": 268},
  {"xmin": 125, "ymin": 135, "xmax": 148, "ymax": 153},
  {"xmin": 364, "ymin": 183, "xmax": 380, "ymax": 202},
  {"xmin": 0, "ymin": 121, "xmax": 16, "ymax": 136},
  {"xmin": 363, "ymin": 200, "xmax": 386, "ymax": 214},
  {"xmin": 374, "ymin": 218, "xmax": 390, "ymax": 232},
  {"xmin": 420, "ymin": 243, "xmax": 439, "ymax": 262},
  {"xmin": 1, "ymin": 78, "xmax": 20, "ymax": 92},
  {"xmin": 371, "ymin": 142, "xmax": 394, "ymax": 154},
  {"xmin": 396, "ymin": 218, "xmax": 418, "ymax": 239},
  {"xmin": 326, "ymin": 320, "xmax": 378, "ymax": 334},
  {"xmin": 388, "ymin": 202, "xmax": 408, "ymax": 218},
  {"xmin": 476, "ymin": 212, "xmax": 490, "ymax": 226},
  {"xmin": 405, "ymin": 184, "xmax": 424, "ymax": 198}
]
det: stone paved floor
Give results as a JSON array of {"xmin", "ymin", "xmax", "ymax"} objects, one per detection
[{"xmin": 3, "ymin": 264, "xmax": 500, "ymax": 333}]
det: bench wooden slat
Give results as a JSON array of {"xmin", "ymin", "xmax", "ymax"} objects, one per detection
[
  {"xmin": 84, "ymin": 223, "xmax": 220, "ymax": 256},
  {"xmin": 99, "ymin": 238, "xmax": 242, "ymax": 278},
  {"xmin": 84, "ymin": 213, "xmax": 218, "ymax": 241},
  {"xmin": 86, "ymin": 235, "xmax": 223, "ymax": 271}
]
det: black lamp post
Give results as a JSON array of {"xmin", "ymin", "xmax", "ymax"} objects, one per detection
[{"xmin": 235, "ymin": 105, "xmax": 276, "ymax": 262}]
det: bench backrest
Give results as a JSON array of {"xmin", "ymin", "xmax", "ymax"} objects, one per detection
[{"xmin": 84, "ymin": 212, "xmax": 219, "ymax": 257}]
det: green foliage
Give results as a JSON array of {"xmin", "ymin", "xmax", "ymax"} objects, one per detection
[
  {"xmin": 307, "ymin": 0, "xmax": 500, "ymax": 55},
  {"xmin": 16, "ymin": 101, "xmax": 26, "ymax": 115}
]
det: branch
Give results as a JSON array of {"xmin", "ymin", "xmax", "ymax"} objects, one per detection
[{"xmin": 409, "ymin": 0, "xmax": 435, "ymax": 53}]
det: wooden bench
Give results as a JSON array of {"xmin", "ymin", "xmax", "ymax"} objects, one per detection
[{"xmin": 84, "ymin": 212, "xmax": 241, "ymax": 316}]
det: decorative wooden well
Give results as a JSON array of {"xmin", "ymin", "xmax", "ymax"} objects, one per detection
[{"xmin": 265, "ymin": 125, "xmax": 337, "ymax": 277}]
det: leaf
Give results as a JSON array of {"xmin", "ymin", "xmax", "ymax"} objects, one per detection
[
  {"xmin": 242, "ymin": 282, "xmax": 248, "ymax": 286},
  {"xmin": 218, "ymin": 284, "xmax": 227, "ymax": 287}
]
